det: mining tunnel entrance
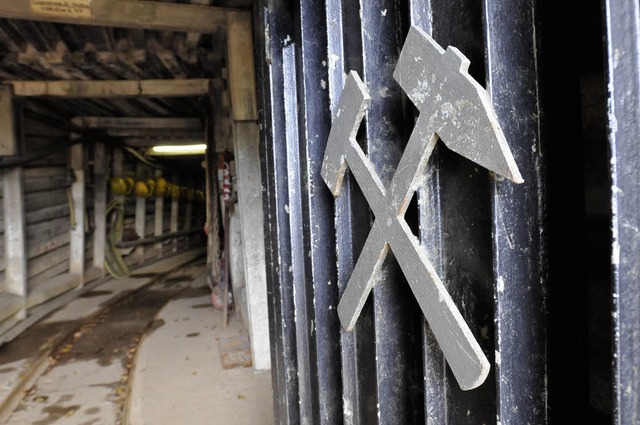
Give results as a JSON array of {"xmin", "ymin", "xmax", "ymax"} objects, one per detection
[{"xmin": 0, "ymin": 2, "xmax": 272, "ymax": 423}]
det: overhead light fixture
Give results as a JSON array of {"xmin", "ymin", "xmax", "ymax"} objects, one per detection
[{"xmin": 148, "ymin": 144, "xmax": 207, "ymax": 156}]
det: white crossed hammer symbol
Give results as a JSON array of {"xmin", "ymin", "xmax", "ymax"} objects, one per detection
[{"xmin": 321, "ymin": 27, "xmax": 523, "ymax": 390}]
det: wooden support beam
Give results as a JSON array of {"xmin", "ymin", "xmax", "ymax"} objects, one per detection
[
  {"xmin": 73, "ymin": 116, "xmax": 201, "ymax": 130},
  {"xmin": 112, "ymin": 148, "xmax": 124, "ymax": 241},
  {"xmin": 107, "ymin": 128, "xmax": 202, "ymax": 138},
  {"xmin": 3, "ymin": 168, "xmax": 27, "ymax": 319},
  {"xmin": 69, "ymin": 144, "xmax": 85, "ymax": 277},
  {"xmin": 93, "ymin": 142, "xmax": 107, "ymax": 272},
  {"xmin": 0, "ymin": 1, "xmax": 231, "ymax": 33},
  {"xmin": 170, "ymin": 174, "xmax": 179, "ymax": 252},
  {"xmin": 233, "ymin": 122, "xmax": 270, "ymax": 370},
  {"xmin": 125, "ymin": 138, "xmax": 205, "ymax": 148},
  {"xmin": 154, "ymin": 170, "xmax": 164, "ymax": 254},
  {"xmin": 134, "ymin": 163, "xmax": 146, "ymax": 263},
  {"xmin": 226, "ymin": 11, "xmax": 257, "ymax": 121},
  {"xmin": 0, "ymin": 86, "xmax": 17, "ymax": 156},
  {"xmin": 184, "ymin": 177, "xmax": 194, "ymax": 231},
  {"xmin": 8, "ymin": 79, "xmax": 213, "ymax": 98}
]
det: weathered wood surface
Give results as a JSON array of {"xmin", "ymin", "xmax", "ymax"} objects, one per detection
[
  {"xmin": 69, "ymin": 144, "xmax": 85, "ymax": 276},
  {"xmin": 0, "ymin": 1, "xmax": 231, "ymax": 33},
  {"xmin": 9, "ymin": 79, "xmax": 213, "ymax": 98},
  {"xmin": 93, "ymin": 142, "xmax": 107, "ymax": 271},
  {"xmin": 27, "ymin": 243, "xmax": 70, "ymax": 280},
  {"xmin": 0, "ymin": 293, "xmax": 21, "ymax": 323},
  {"xmin": 2, "ymin": 167, "xmax": 27, "ymax": 318},
  {"xmin": 0, "ymin": 85, "xmax": 16, "ymax": 156},
  {"xmin": 226, "ymin": 12, "xmax": 257, "ymax": 121},
  {"xmin": 73, "ymin": 116, "xmax": 201, "ymax": 130},
  {"xmin": 29, "ymin": 260, "xmax": 69, "ymax": 289},
  {"xmin": 125, "ymin": 138, "xmax": 206, "ymax": 148}
]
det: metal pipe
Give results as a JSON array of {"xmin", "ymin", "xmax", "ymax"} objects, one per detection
[{"xmin": 115, "ymin": 228, "xmax": 201, "ymax": 249}]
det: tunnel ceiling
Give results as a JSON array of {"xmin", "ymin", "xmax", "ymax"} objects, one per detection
[{"xmin": 0, "ymin": 0, "xmax": 251, "ymax": 146}]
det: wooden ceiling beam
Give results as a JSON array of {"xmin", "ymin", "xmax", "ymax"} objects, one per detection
[
  {"xmin": 105, "ymin": 128, "xmax": 203, "ymax": 138},
  {"xmin": 7, "ymin": 79, "xmax": 213, "ymax": 98},
  {"xmin": 125, "ymin": 138, "xmax": 205, "ymax": 148},
  {"xmin": 0, "ymin": 1, "xmax": 236, "ymax": 33},
  {"xmin": 72, "ymin": 116, "xmax": 202, "ymax": 130}
]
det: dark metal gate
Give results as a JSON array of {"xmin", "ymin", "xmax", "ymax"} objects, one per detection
[{"xmin": 252, "ymin": 0, "xmax": 640, "ymax": 423}]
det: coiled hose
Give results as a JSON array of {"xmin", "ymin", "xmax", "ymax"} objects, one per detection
[{"xmin": 104, "ymin": 198, "xmax": 130, "ymax": 279}]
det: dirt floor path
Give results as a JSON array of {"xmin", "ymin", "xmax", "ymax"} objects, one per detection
[{"xmin": 4, "ymin": 261, "xmax": 206, "ymax": 425}]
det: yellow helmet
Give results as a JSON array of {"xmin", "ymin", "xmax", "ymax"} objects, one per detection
[
  {"xmin": 124, "ymin": 177, "xmax": 135, "ymax": 195},
  {"xmin": 110, "ymin": 177, "xmax": 127, "ymax": 196},
  {"xmin": 145, "ymin": 179, "xmax": 156, "ymax": 197},
  {"xmin": 170, "ymin": 184, "xmax": 181, "ymax": 200},
  {"xmin": 155, "ymin": 177, "xmax": 168, "ymax": 197},
  {"xmin": 134, "ymin": 180, "xmax": 150, "ymax": 198}
]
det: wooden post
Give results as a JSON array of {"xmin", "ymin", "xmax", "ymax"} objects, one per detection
[
  {"xmin": 3, "ymin": 168, "xmax": 27, "ymax": 319},
  {"xmin": 154, "ymin": 170, "xmax": 164, "ymax": 255},
  {"xmin": 113, "ymin": 148, "xmax": 124, "ymax": 241},
  {"xmin": 170, "ymin": 174, "xmax": 179, "ymax": 252},
  {"xmin": 185, "ymin": 178, "xmax": 193, "ymax": 231},
  {"xmin": 93, "ymin": 142, "xmax": 107, "ymax": 272},
  {"xmin": 69, "ymin": 143, "xmax": 85, "ymax": 278},
  {"xmin": 0, "ymin": 85, "xmax": 26, "ymax": 318},
  {"xmin": 227, "ymin": 11, "xmax": 270, "ymax": 370},
  {"xmin": 134, "ymin": 163, "xmax": 146, "ymax": 262},
  {"xmin": 0, "ymin": 85, "xmax": 17, "ymax": 156}
]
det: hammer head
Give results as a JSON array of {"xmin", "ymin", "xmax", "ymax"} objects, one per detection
[
  {"xmin": 321, "ymin": 71, "xmax": 371, "ymax": 196},
  {"xmin": 394, "ymin": 27, "xmax": 523, "ymax": 184}
]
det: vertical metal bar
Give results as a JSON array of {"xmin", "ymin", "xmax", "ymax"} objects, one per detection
[
  {"xmin": 324, "ymin": 1, "xmax": 375, "ymax": 423},
  {"xmin": 410, "ymin": 0, "xmax": 497, "ymax": 422},
  {"xmin": 604, "ymin": 0, "xmax": 640, "ymax": 422},
  {"xmin": 282, "ymin": 44, "xmax": 317, "ymax": 424},
  {"xmin": 254, "ymin": 4, "xmax": 286, "ymax": 423},
  {"xmin": 359, "ymin": 1, "xmax": 424, "ymax": 423},
  {"xmin": 294, "ymin": 0, "xmax": 342, "ymax": 422},
  {"xmin": 256, "ymin": 2, "xmax": 301, "ymax": 422},
  {"xmin": 483, "ymin": 0, "xmax": 548, "ymax": 423},
  {"xmin": 408, "ymin": 5, "xmax": 448, "ymax": 423}
]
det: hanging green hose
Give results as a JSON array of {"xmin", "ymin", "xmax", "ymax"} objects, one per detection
[{"xmin": 104, "ymin": 198, "xmax": 130, "ymax": 279}]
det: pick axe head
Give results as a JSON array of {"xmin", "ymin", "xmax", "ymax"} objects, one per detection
[
  {"xmin": 321, "ymin": 71, "xmax": 371, "ymax": 196},
  {"xmin": 394, "ymin": 26, "xmax": 524, "ymax": 184}
]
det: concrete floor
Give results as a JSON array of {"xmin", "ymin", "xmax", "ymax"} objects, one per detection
[
  {"xmin": 127, "ymin": 292, "xmax": 273, "ymax": 425},
  {"xmin": 0, "ymin": 253, "xmax": 273, "ymax": 424}
]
